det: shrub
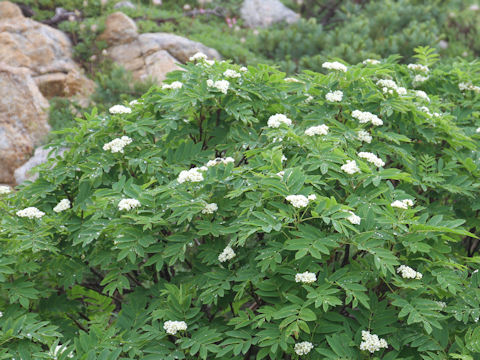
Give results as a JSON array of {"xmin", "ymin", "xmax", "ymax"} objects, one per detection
[{"xmin": 1, "ymin": 49, "xmax": 480, "ymax": 359}]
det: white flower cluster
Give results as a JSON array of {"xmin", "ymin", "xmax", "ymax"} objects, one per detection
[
  {"xmin": 413, "ymin": 74, "xmax": 429, "ymax": 84},
  {"xmin": 358, "ymin": 130, "xmax": 372, "ymax": 143},
  {"xmin": 459, "ymin": 82, "xmax": 480, "ymax": 93},
  {"xmin": 239, "ymin": 66, "xmax": 248, "ymax": 72},
  {"xmin": 363, "ymin": 59, "xmax": 380, "ymax": 65},
  {"xmin": 202, "ymin": 203, "xmax": 218, "ymax": 214},
  {"xmin": 177, "ymin": 167, "xmax": 205, "ymax": 183},
  {"xmin": 347, "ymin": 211, "xmax": 361, "ymax": 225},
  {"xmin": 407, "ymin": 63, "xmax": 429, "ymax": 73},
  {"xmin": 322, "ymin": 61, "xmax": 347, "ymax": 72},
  {"xmin": 267, "ymin": 114, "xmax": 292, "ymax": 128},
  {"xmin": 391, "ymin": 199, "xmax": 414, "ymax": 209},
  {"xmin": 162, "ymin": 81, "xmax": 183, "ymax": 90},
  {"xmin": 397, "ymin": 265, "xmax": 423, "ymax": 279},
  {"xmin": 218, "ymin": 246, "xmax": 236, "ymax": 262},
  {"xmin": 189, "ymin": 52, "xmax": 207, "ymax": 61},
  {"xmin": 360, "ymin": 330, "xmax": 388, "ymax": 353},
  {"xmin": 0, "ymin": 185, "xmax": 11, "ymax": 194},
  {"xmin": 103, "ymin": 136, "xmax": 133, "ymax": 153},
  {"xmin": 351, "ymin": 110, "xmax": 383, "ymax": 126},
  {"xmin": 17, "ymin": 207, "xmax": 45, "ymax": 219},
  {"xmin": 415, "ymin": 90, "xmax": 430, "ymax": 102},
  {"xmin": 223, "ymin": 69, "xmax": 241, "ymax": 78},
  {"xmin": 276, "ymin": 170, "xmax": 284, "ymax": 178},
  {"xmin": 419, "ymin": 106, "xmax": 441, "ymax": 118},
  {"xmin": 286, "ymin": 194, "xmax": 315, "ymax": 208},
  {"xmin": 118, "ymin": 198, "xmax": 141, "ymax": 211},
  {"xmin": 295, "ymin": 271, "xmax": 317, "ymax": 284},
  {"xmin": 294, "ymin": 341, "xmax": 314, "ymax": 355},
  {"xmin": 163, "ymin": 320, "xmax": 187, "ymax": 335},
  {"xmin": 476, "ymin": 127, "xmax": 480, "ymax": 133},
  {"xmin": 129, "ymin": 99, "xmax": 140, "ymax": 106},
  {"xmin": 341, "ymin": 160, "xmax": 360, "ymax": 174},
  {"xmin": 53, "ymin": 199, "xmax": 71, "ymax": 213},
  {"xmin": 325, "ymin": 90, "xmax": 343, "ymax": 102},
  {"xmin": 305, "ymin": 124, "xmax": 329, "ymax": 136},
  {"xmin": 358, "ymin": 152, "xmax": 385, "ymax": 167},
  {"xmin": 284, "ymin": 77, "xmax": 301, "ymax": 83},
  {"xmin": 207, "ymin": 79, "xmax": 230, "ymax": 94},
  {"xmin": 206, "ymin": 157, "xmax": 235, "ymax": 167},
  {"xmin": 109, "ymin": 105, "xmax": 132, "ymax": 114},
  {"xmin": 376, "ymin": 79, "xmax": 407, "ymax": 95}
]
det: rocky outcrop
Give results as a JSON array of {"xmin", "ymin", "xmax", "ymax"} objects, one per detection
[
  {"xmin": 100, "ymin": 12, "xmax": 221, "ymax": 82},
  {"xmin": 0, "ymin": 1, "xmax": 95, "ymax": 102},
  {"xmin": 0, "ymin": 64, "xmax": 50, "ymax": 184},
  {"xmin": 240, "ymin": 0, "xmax": 299, "ymax": 28}
]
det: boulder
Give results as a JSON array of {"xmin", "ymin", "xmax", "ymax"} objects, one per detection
[
  {"xmin": 0, "ymin": 64, "xmax": 50, "ymax": 184},
  {"xmin": 100, "ymin": 12, "xmax": 220, "ymax": 82},
  {"xmin": 0, "ymin": 1, "xmax": 95, "ymax": 101},
  {"xmin": 240, "ymin": 0, "xmax": 300, "ymax": 28},
  {"xmin": 113, "ymin": 1, "xmax": 136, "ymax": 10},
  {"xmin": 14, "ymin": 147, "xmax": 67, "ymax": 184}
]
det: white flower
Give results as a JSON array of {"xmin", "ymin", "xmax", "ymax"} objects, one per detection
[
  {"xmin": 239, "ymin": 66, "xmax": 248, "ymax": 72},
  {"xmin": 357, "ymin": 130, "xmax": 372, "ymax": 143},
  {"xmin": 347, "ymin": 211, "xmax": 361, "ymax": 225},
  {"xmin": 16, "ymin": 207, "xmax": 45, "ymax": 219},
  {"xmin": 207, "ymin": 79, "xmax": 230, "ymax": 94},
  {"xmin": 295, "ymin": 271, "xmax": 317, "ymax": 284},
  {"xmin": 407, "ymin": 63, "xmax": 429, "ymax": 73},
  {"xmin": 397, "ymin": 265, "xmax": 423, "ymax": 279},
  {"xmin": 163, "ymin": 320, "xmax": 188, "ymax": 335},
  {"xmin": 305, "ymin": 94, "xmax": 313, "ymax": 103},
  {"xmin": 325, "ymin": 90, "xmax": 343, "ymax": 102},
  {"xmin": 476, "ymin": 127, "xmax": 480, "ymax": 133},
  {"xmin": 376, "ymin": 79, "xmax": 406, "ymax": 95},
  {"xmin": 363, "ymin": 59, "xmax": 380, "ymax": 65},
  {"xmin": 281, "ymin": 155, "xmax": 287, "ymax": 162},
  {"xmin": 341, "ymin": 160, "xmax": 360, "ymax": 174},
  {"xmin": 202, "ymin": 203, "xmax": 218, "ymax": 214},
  {"xmin": 223, "ymin": 69, "xmax": 241, "ymax": 78},
  {"xmin": 459, "ymin": 82, "xmax": 480, "ymax": 93},
  {"xmin": 177, "ymin": 168, "xmax": 204, "ymax": 183},
  {"xmin": 294, "ymin": 341, "xmax": 314, "ymax": 355},
  {"xmin": 53, "ymin": 199, "xmax": 71, "ymax": 213},
  {"xmin": 218, "ymin": 246, "xmax": 236, "ymax": 262},
  {"xmin": 276, "ymin": 170, "xmax": 285, "ymax": 178},
  {"xmin": 391, "ymin": 199, "xmax": 414, "ymax": 209},
  {"xmin": 129, "ymin": 99, "xmax": 140, "ymax": 106},
  {"xmin": 415, "ymin": 90, "xmax": 430, "ymax": 102},
  {"xmin": 189, "ymin": 52, "xmax": 207, "ymax": 61},
  {"xmin": 305, "ymin": 124, "xmax": 329, "ymax": 136},
  {"xmin": 307, "ymin": 194, "xmax": 317, "ymax": 201},
  {"xmin": 162, "ymin": 81, "xmax": 183, "ymax": 90},
  {"xmin": 413, "ymin": 74, "xmax": 429, "ymax": 84},
  {"xmin": 360, "ymin": 330, "xmax": 388, "ymax": 353},
  {"xmin": 0, "ymin": 311, "xmax": 2, "ymax": 317},
  {"xmin": 286, "ymin": 195, "xmax": 310, "ymax": 208},
  {"xmin": 322, "ymin": 61, "xmax": 347, "ymax": 72},
  {"xmin": 118, "ymin": 198, "xmax": 140, "ymax": 211},
  {"xmin": 352, "ymin": 110, "xmax": 383, "ymax": 126},
  {"xmin": 0, "ymin": 185, "xmax": 11, "ymax": 194},
  {"xmin": 267, "ymin": 114, "xmax": 292, "ymax": 128},
  {"xmin": 206, "ymin": 157, "xmax": 235, "ymax": 167},
  {"xmin": 109, "ymin": 105, "xmax": 132, "ymax": 114},
  {"xmin": 284, "ymin": 77, "xmax": 300, "ymax": 83},
  {"xmin": 103, "ymin": 136, "xmax": 132, "ymax": 153},
  {"xmin": 358, "ymin": 152, "xmax": 385, "ymax": 167}
]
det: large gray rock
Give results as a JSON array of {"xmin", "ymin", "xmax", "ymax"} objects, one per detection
[
  {"xmin": 100, "ymin": 12, "xmax": 221, "ymax": 82},
  {"xmin": 240, "ymin": 0, "xmax": 300, "ymax": 28},
  {"xmin": 14, "ymin": 147, "xmax": 67, "ymax": 184}
]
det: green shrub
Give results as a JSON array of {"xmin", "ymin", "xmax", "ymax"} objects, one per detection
[{"xmin": 1, "ymin": 49, "xmax": 480, "ymax": 359}]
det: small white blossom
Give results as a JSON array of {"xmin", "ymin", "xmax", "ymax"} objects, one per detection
[
  {"xmin": 305, "ymin": 124, "xmax": 329, "ymax": 136},
  {"xmin": 276, "ymin": 170, "xmax": 285, "ymax": 178},
  {"xmin": 206, "ymin": 157, "xmax": 235, "ymax": 167},
  {"xmin": 341, "ymin": 160, "xmax": 360, "ymax": 174},
  {"xmin": 177, "ymin": 168, "xmax": 204, "ymax": 183},
  {"xmin": 109, "ymin": 105, "xmax": 132, "ymax": 114},
  {"xmin": 476, "ymin": 127, "xmax": 480, "ymax": 133},
  {"xmin": 284, "ymin": 77, "xmax": 301, "ymax": 83},
  {"xmin": 207, "ymin": 79, "xmax": 230, "ymax": 94},
  {"xmin": 218, "ymin": 246, "xmax": 236, "ymax": 262},
  {"xmin": 162, "ymin": 81, "xmax": 183, "ymax": 90},
  {"xmin": 376, "ymin": 79, "xmax": 406, "ymax": 95},
  {"xmin": 53, "ymin": 199, "xmax": 71, "ymax": 213},
  {"xmin": 223, "ymin": 69, "xmax": 241, "ymax": 78},
  {"xmin": 0, "ymin": 311, "xmax": 2, "ymax": 317},
  {"xmin": 358, "ymin": 130, "xmax": 372, "ymax": 143},
  {"xmin": 363, "ymin": 59, "xmax": 380, "ymax": 65},
  {"xmin": 239, "ymin": 66, "xmax": 248, "ymax": 72},
  {"xmin": 360, "ymin": 330, "xmax": 388, "ymax": 353},
  {"xmin": 307, "ymin": 194, "xmax": 317, "ymax": 201},
  {"xmin": 118, "ymin": 198, "xmax": 140, "ymax": 211},
  {"xmin": 286, "ymin": 195, "xmax": 310, "ymax": 208},
  {"xmin": 325, "ymin": 90, "xmax": 343, "ymax": 102},
  {"xmin": 407, "ymin": 63, "xmax": 429, "ymax": 73},
  {"xmin": 267, "ymin": 114, "xmax": 292, "ymax": 128},
  {"xmin": 0, "ymin": 185, "xmax": 11, "ymax": 194},
  {"xmin": 163, "ymin": 320, "xmax": 187, "ymax": 335},
  {"xmin": 129, "ymin": 99, "xmax": 140, "ymax": 106},
  {"xmin": 294, "ymin": 341, "xmax": 314, "ymax": 355},
  {"xmin": 391, "ymin": 199, "xmax": 414, "ymax": 209},
  {"xmin": 103, "ymin": 136, "xmax": 132, "ymax": 153},
  {"xmin": 352, "ymin": 110, "xmax": 383, "ymax": 126},
  {"xmin": 202, "ymin": 203, "xmax": 218, "ymax": 214},
  {"xmin": 281, "ymin": 155, "xmax": 287, "ymax": 162},
  {"xmin": 347, "ymin": 211, "xmax": 361, "ymax": 225},
  {"xmin": 459, "ymin": 82, "xmax": 480, "ymax": 93},
  {"xmin": 322, "ymin": 61, "xmax": 347, "ymax": 72},
  {"xmin": 295, "ymin": 271, "xmax": 317, "ymax": 284},
  {"xmin": 413, "ymin": 74, "xmax": 429, "ymax": 84},
  {"xmin": 358, "ymin": 152, "xmax": 385, "ymax": 167},
  {"xmin": 415, "ymin": 90, "xmax": 430, "ymax": 102},
  {"xmin": 189, "ymin": 52, "xmax": 208, "ymax": 61},
  {"xmin": 305, "ymin": 94, "xmax": 313, "ymax": 103},
  {"xmin": 17, "ymin": 207, "xmax": 45, "ymax": 219},
  {"xmin": 397, "ymin": 265, "xmax": 423, "ymax": 279}
]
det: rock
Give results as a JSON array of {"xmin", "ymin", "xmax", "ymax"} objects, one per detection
[
  {"xmin": 100, "ymin": 12, "xmax": 220, "ymax": 82},
  {"xmin": 0, "ymin": 1, "xmax": 95, "ymax": 101},
  {"xmin": 0, "ymin": 64, "xmax": 50, "ymax": 185},
  {"xmin": 14, "ymin": 147, "xmax": 67, "ymax": 184},
  {"xmin": 113, "ymin": 1, "xmax": 136, "ymax": 9},
  {"xmin": 240, "ymin": 0, "xmax": 300, "ymax": 28}
]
